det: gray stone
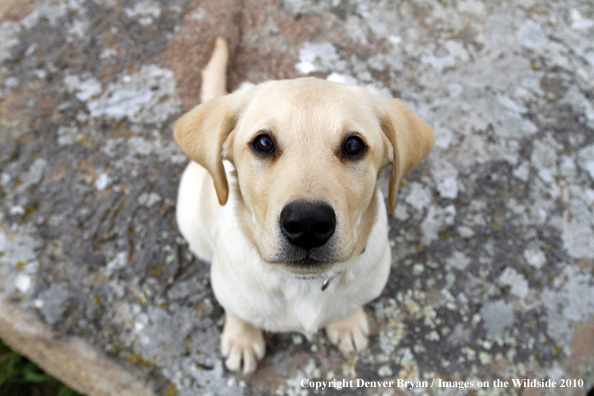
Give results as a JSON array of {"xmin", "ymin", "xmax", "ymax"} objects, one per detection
[
  {"xmin": 481, "ymin": 300, "xmax": 514, "ymax": 340},
  {"xmin": 38, "ymin": 283, "xmax": 73, "ymax": 325}
]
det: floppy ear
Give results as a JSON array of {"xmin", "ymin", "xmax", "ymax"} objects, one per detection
[
  {"xmin": 174, "ymin": 94, "xmax": 239, "ymax": 205},
  {"xmin": 381, "ymin": 99, "xmax": 435, "ymax": 212}
]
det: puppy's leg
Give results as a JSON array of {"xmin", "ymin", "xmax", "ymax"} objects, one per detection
[
  {"xmin": 221, "ymin": 312, "xmax": 266, "ymax": 375},
  {"xmin": 325, "ymin": 307, "xmax": 369, "ymax": 354}
]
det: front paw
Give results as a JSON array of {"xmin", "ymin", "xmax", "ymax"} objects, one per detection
[
  {"xmin": 221, "ymin": 313, "xmax": 266, "ymax": 375},
  {"xmin": 325, "ymin": 307, "xmax": 369, "ymax": 354}
]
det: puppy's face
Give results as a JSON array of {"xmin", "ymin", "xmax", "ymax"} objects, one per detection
[
  {"xmin": 175, "ymin": 78, "xmax": 434, "ymax": 274},
  {"xmin": 229, "ymin": 79, "xmax": 389, "ymax": 270}
]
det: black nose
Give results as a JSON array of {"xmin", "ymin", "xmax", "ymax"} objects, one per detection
[{"xmin": 280, "ymin": 201, "xmax": 336, "ymax": 251}]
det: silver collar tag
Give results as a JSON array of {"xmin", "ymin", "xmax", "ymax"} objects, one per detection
[{"xmin": 321, "ymin": 276, "xmax": 334, "ymax": 291}]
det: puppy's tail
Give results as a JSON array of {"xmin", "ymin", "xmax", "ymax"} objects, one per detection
[{"xmin": 201, "ymin": 37, "xmax": 229, "ymax": 103}]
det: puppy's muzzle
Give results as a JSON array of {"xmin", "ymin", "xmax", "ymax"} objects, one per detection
[{"xmin": 280, "ymin": 201, "xmax": 336, "ymax": 252}]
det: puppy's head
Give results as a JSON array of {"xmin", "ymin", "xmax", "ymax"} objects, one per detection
[{"xmin": 175, "ymin": 78, "xmax": 434, "ymax": 274}]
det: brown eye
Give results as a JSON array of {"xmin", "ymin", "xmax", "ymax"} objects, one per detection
[
  {"xmin": 342, "ymin": 136, "xmax": 366, "ymax": 157},
  {"xmin": 252, "ymin": 134, "xmax": 275, "ymax": 154}
]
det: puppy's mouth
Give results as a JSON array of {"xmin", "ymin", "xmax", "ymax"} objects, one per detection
[
  {"xmin": 286, "ymin": 257, "xmax": 327, "ymax": 270},
  {"xmin": 269, "ymin": 247, "xmax": 337, "ymax": 272}
]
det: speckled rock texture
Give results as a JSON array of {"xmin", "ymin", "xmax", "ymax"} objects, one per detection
[{"xmin": 1, "ymin": 0, "xmax": 593, "ymax": 395}]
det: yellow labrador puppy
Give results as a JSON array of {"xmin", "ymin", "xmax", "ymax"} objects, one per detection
[{"xmin": 175, "ymin": 38, "xmax": 434, "ymax": 374}]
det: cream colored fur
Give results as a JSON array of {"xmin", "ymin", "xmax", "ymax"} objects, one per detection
[{"xmin": 175, "ymin": 38, "xmax": 434, "ymax": 374}]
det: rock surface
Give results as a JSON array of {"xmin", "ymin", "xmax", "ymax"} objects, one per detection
[{"xmin": 1, "ymin": 0, "xmax": 594, "ymax": 395}]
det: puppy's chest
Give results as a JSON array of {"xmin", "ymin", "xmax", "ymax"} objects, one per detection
[{"xmin": 252, "ymin": 278, "xmax": 357, "ymax": 335}]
